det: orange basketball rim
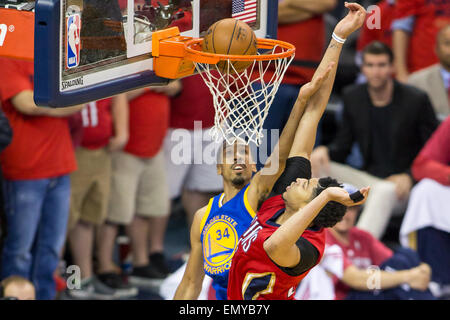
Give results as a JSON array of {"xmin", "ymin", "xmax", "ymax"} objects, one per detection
[
  {"xmin": 0, "ymin": 8, "xmax": 34, "ymax": 61},
  {"xmin": 152, "ymin": 27, "xmax": 296, "ymax": 79},
  {"xmin": 152, "ymin": 27, "xmax": 296, "ymax": 146}
]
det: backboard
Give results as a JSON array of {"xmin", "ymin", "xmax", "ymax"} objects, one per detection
[{"xmin": 31, "ymin": 0, "xmax": 278, "ymax": 107}]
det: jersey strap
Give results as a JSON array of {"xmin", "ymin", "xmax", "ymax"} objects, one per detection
[
  {"xmin": 243, "ymin": 186, "xmax": 256, "ymax": 218},
  {"xmin": 199, "ymin": 197, "xmax": 214, "ymax": 234}
]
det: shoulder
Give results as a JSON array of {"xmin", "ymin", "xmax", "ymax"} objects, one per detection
[
  {"xmin": 342, "ymin": 83, "xmax": 367, "ymax": 98},
  {"xmin": 302, "ymin": 228, "xmax": 326, "ymax": 249},
  {"xmin": 258, "ymin": 195, "xmax": 285, "ymax": 214},
  {"xmin": 350, "ymin": 227, "xmax": 377, "ymax": 243},
  {"xmin": 193, "ymin": 200, "xmax": 214, "ymax": 236},
  {"xmin": 408, "ymin": 64, "xmax": 440, "ymax": 83},
  {"xmin": 325, "ymin": 229, "xmax": 338, "ymax": 245},
  {"xmin": 395, "ymin": 80, "xmax": 428, "ymax": 97},
  {"xmin": 440, "ymin": 116, "xmax": 450, "ymax": 131},
  {"xmin": 395, "ymin": 81, "xmax": 431, "ymax": 106}
]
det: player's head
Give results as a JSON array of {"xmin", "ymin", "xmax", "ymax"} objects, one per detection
[
  {"xmin": 217, "ymin": 138, "xmax": 256, "ymax": 188},
  {"xmin": 0, "ymin": 276, "xmax": 35, "ymax": 300},
  {"xmin": 282, "ymin": 177, "xmax": 347, "ymax": 228},
  {"xmin": 332, "ymin": 184, "xmax": 361, "ymax": 234},
  {"xmin": 436, "ymin": 24, "xmax": 450, "ymax": 70},
  {"xmin": 361, "ymin": 41, "xmax": 394, "ymax": 90}
]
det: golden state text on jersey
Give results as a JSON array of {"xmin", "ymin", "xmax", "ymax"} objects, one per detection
[{"xmin": 199, "ymin": 184, "xmax": 256, "ymax": 300}]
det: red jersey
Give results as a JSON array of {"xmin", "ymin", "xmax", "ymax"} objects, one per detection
[
  {"xmin": 412, "ymin": 116, "xmax": 450, "ymax": 185},
  {"xmin": 124, "ymin": 89, "xmax": 169, "ymax": 158},
  {"xmin": 227, "ymin": 195, "xmax": 326, "ymax": 300},
  {"xmin": 357, "ymin": 0, "xmax": 394, "ymax": 52},
  {"xmin": 263, "ymin": 16, "xmax": 325, "ymax": 85},
  {"xmin": 80, "ymin": 98, "xmax": 113, "ymax": 149},
  {"xmin": 0, "ymin": 58, "xmax": 77, "ymax": 180},
  {"xmin": 169, "ymin": 74, "xmax": 215, "ymax": 130},
  {"xmin": 325, "ymin": 228, "xmax": 393, "ymax": 300},
  {"xmin": 394, "ymin": 0, "xmax": 450, "ymax": 73}
]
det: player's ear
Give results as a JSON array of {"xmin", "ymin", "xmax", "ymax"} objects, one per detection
[
  {"xmin": 251, "ymin": 163, "xmax": 257, "ymax": 173},
  {"xmin": 217, "ymin": 164, "xmax": 223, "ymax": 175}
]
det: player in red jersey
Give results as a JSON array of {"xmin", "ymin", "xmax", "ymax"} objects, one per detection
[{"xmin": 227, "ymin": 3, "xmax": 369, "ymax": 300}]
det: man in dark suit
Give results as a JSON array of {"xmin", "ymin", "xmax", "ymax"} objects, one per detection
[
  {"xmin": 408, "ymin": 24, "xmax": 450, "ymax": 122},
  {"xmin": 311, "ymin": 41, "xmax": 438, "ymax": 239}
]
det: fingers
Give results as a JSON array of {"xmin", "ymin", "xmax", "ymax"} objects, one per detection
[
  {"xmin": 350, "ymin": 186, "xmax": 370, "ymax": 206},
  {"xmin": 344, "ymin": 2, "xmax": 365, "ymax": 12},
  {"xmin": 360, "ymin": 187, "xmax": 370, "ymax": 200},
  {"xmin": 344, "ymin": 2, "xmax": 366, "ymax": 23}
]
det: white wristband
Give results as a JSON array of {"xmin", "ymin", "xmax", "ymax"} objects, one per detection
[{"xmin": 332, "ymin": 32, "xmax": 346, "ymax": 44}]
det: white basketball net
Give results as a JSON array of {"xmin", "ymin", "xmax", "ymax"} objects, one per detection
[{"xmin": 194, "ymin": 46, "xmax": 294, "ymax": 145}]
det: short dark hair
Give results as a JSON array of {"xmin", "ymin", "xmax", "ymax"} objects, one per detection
[
  {"xmin": 310, "ymin": 177, "xmax": 346, "ymax": 228},
  {"xmin": 362, "ymin": 41, "xmax": 394, "ymax": 63}
]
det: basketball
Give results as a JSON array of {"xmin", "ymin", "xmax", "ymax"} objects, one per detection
[{"xmin": 202, "ymin": 18, "xmax": 258, "ymax": 73}]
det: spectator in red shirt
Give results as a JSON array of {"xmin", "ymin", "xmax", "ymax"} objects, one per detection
[
  {"xmin": 412, "ymin": 116, "xmax": 450, "ymax": 185},
  {"xmin": 0, "ymin": 58, "xmax": 83, "ymax": 300},
  {"xmin": 65, "ymin": 95, "xmax": 129, "ymax": 299},
  {"xmin": 95, "ymin": 81, "xmax": 181, "ymax": 296},
  {"xmin": 392, "ymin": 0, "xmax": 450, "ymax": 82},
  {"xmin": 325, "ymin": 185, "xmax": 434, "ymax": 300},
  {"xmin": 400, "ymin": 116, "xmax": 450, "ymax": 298},
  {"xmin": 356, "ymin": 0, "xmax": 395, "ymax": 59}
]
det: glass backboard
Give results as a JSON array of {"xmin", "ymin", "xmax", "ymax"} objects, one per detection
[{"xmin": 32, "ymin": 0, "xmax": 277, "ymax": 107}]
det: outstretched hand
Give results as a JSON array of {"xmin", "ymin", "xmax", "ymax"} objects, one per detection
[
  {"xmin": 334, "ymin": 2, "xmax": 366, "ymax": 39},
  {"xmin": 326, "ymin": 186, "xmax": 370, "ymax": 207},
  {"xmin": 298, "ymin": 62, "xmax": 335, "ymax": 102}
]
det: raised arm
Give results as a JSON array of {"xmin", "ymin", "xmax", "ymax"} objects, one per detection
[
  {"xmin": 173, "ymin": 206, "xmax": 207, "ymax": 299},
  {"xmin": 392, "ymin": 29, "xmax": 411, "ymax": 83},
  {"xmin": 264, "ymin": 186, "xmax": 369, "ymax": 268},
  {"xmin": 248, "ymin": 65, "xmax": 334, "ymax": 200},
  {"xmin": 289, "ymin": 2, "xmax": 366, "ymax": 159},
  {"xmin": 108, "ymin": 94, "xmax": 129, "ymax": 152},
  {"xmin": 246, "ymin": 3, "xmax": 366, "ymax": 209}
]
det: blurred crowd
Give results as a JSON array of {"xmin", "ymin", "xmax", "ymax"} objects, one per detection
[{"xmin": 0, "ymin": 0, "xmax": 449, "ymax": 301}]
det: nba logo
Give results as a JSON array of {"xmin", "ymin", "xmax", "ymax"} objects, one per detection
[{"xmin": 66, "ymin": 14, "xmax": 81, "ymax": 69}]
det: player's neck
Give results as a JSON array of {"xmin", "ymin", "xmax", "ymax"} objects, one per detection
[
  {"xmin": 222, "ymin": 182, "xmax": 245, "ymax": 204},
  {"xmin": 368, "ymin": 77, "xmax": 393, "ymax": 107}
]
